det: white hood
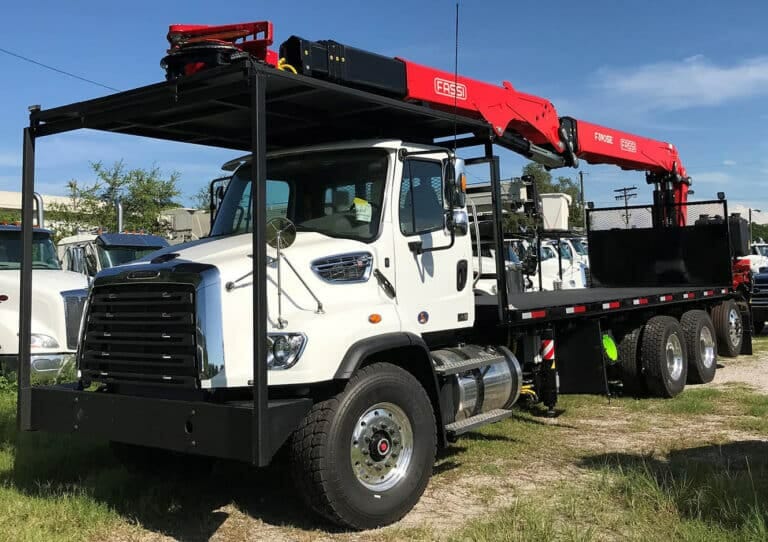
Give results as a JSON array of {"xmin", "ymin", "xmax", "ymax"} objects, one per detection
[{"xmin": 0, "ymin": 269, "xmax": 89, "ymax": 356}]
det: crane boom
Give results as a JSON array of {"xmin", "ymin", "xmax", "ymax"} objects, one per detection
[{"xmin": 161, "ymin": 21, "xmax": 692, "ymax": 221}]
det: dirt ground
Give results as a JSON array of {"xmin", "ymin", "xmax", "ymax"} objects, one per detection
[
  {"xmin": 111, "ymin": 351, "xmax": 768, "ymax": 542},
  {"xmin": 712, "ymin": 350, "xmax": 768, "ymax": 393}
]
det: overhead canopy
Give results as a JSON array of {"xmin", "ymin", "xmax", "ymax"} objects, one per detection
[{"xmin": 32, "ymin": 61, "xmax": 492, "ymax": 151}]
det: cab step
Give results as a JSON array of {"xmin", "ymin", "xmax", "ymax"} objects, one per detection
[
  {"xmin": 432, "ymin": 351, "xmax": 505, "ymax": 376},
  {"xmin": 445, "ymin": 408, "xmax": 514, "ymax": 438}
]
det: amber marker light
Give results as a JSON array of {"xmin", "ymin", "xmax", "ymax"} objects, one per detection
[{"xmin": 368, "ymin": 314, "xmax": 382, "ymax": 324}]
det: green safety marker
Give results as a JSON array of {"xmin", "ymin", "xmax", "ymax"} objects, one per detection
[{"xmin": 602, "ymin": 334, "xmax": 618, "ymax": 363}]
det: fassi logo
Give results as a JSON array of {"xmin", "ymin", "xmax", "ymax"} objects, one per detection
[
  {"xmin": 593, "ymin": 131, "xmax": 614, "ymax": 145},
  {"xmin": 434, "ymin": 78, "xmax": 467, "ymax": 100}
]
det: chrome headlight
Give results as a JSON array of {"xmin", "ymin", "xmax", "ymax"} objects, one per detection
[
  {"xmin": 267, "ymin": 333, "xmax": 306, "ymax": 370},
  {"xmin": 30, "ymin": 333, "xmax": 59, "ymax": 349}
]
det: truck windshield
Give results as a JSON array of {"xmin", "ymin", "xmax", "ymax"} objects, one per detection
[
  {"xmin": 97, "ymin": 246, "xmax": 164, "ymax": 268},
  {"xmin": 0, "ymin": 231, "xmax": 61, "ymax": 270},
  {"xmin": 210, "ymin": 149, "xmax": 389, "ymax": 242},
  {"xmin": 571, "ymin": 239, "xmax": 588, "ymax": 256}
]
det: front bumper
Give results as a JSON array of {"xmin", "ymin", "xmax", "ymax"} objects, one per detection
[
  {"xmin": 21, "ymin": 384, "xmax": 312, "ymax": 463},
  {"xmin": 0, "ymin": 353, "xmax": 74, "ymax": 379}
]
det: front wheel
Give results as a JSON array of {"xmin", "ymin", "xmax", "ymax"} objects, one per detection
[{"xmin": 289, "ymin": 362, "xmax": 436, "ymax": 530}]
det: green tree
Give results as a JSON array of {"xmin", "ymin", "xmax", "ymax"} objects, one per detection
[
  {"xmin": 191, "ymin": 185, "xmax": 211, "ymax": 210},
  {"xmin": 48, "ymin": 161, "xmax": 181, "ymax": 239}
]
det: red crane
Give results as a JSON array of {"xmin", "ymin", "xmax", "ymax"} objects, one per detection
[{"xmin": 163, "ymin": 21, "xmax": 691, "ymax": 225}]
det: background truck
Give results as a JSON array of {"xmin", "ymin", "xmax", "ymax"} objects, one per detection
[
  {"xmin": 58, "ymin": 232, "xmax": 169, "ymax": 277},
  {"xmin": 0, "ymin": 195, "xmax": 88, "ymax": 378},
  {"xmin": 15, "ymin": 21, "xmax": 751, "ymax": 530},
  {"xmin": 58, "ymin": 200, "xmax": 170, "ymax": 277}
]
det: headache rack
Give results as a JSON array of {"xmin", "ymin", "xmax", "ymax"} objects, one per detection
[{"xmin": 17, "ymin": 59, "xmax": 504, "ymax": 465}]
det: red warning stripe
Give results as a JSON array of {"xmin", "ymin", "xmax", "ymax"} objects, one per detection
[
  {"xmin": 632, "ymin": 298, "xmax": 649, "ymax": 306},
  {"xmin": 565, "ymin": 305, "xmax": 586, "ymax": 314},
  {"xmin": 522, "ymin": 310, "xmax": 547, "ymax": 320},
  {"xmin": 602, "ymin": 301, "xmax": 620, "ymax": 310},
  {"xmin": 683, "ymin": 292, "xmax": 695, "ymax": 300},
  {"xmin": 541, "ymin": 339, "xmax": 555, "ymax": 360},
  {"xmin": 659, "ymin": 295, "xmax": 673, "ymax": 302}
]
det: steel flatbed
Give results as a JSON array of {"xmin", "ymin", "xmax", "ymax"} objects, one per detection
[{"xmin": 475, "ymin": 285, "xmax": 732, "ymax": 325}]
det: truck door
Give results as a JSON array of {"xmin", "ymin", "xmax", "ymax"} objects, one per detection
[{"xmin": 393, "ymin": 157, "xmax": 474, "ymax": 333}]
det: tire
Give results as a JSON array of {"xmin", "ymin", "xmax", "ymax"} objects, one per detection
[
  {"xmin": 616, "ymin": 325, "xmax": 644, "ymax": 395},
  {"xmin": 680, "ymin": 310, "xmax": 717, "ymax": 384},
  {"xmin": 641, "ymin": 316, "xmax": 688, "ymax": 398},
  {"xmin": 289, "ymin": 363, "xmax": 436, "ymax": 530},
  {"xmin": 711, "ymin": 300, "xmax": 743, "ymax": 357}
]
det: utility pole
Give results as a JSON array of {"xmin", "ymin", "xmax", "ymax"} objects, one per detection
[
  {"xmin": 750, "ymin": 208, "xmax": 761, "ymax": 244},
  {"xmin": 579, "ymin": 171, "xmax": 587, "ymax": 231},
  {"xmin": 614, "ymin": 186, "xmax": 638, "ymax": 227}
]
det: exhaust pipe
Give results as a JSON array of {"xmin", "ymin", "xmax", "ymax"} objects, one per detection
[
  {"xmin": 116, "ymin": 199, "xmax": 124, "ymax": 232},
  {"xmin": 33, "ymin": 192, "xmax": 44, "ymax": 228}
]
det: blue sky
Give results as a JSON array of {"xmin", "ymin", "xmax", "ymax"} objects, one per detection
[{"xmin": 1, "ymin": 0, "xmax": 767, "ymax": 213}]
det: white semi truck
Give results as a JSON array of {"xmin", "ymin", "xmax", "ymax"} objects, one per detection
[
  {"xmin": 16, "ymin": 22, "xmax": 750, "ymax": 530},
  {"xmin": 0, "ymin": 197, "xmax": 88, "ymax": 378}
]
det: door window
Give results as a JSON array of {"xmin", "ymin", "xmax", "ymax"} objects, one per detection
[{"xmin": 399, "ymin": 160, "xmax": 444, "ymax": 236}]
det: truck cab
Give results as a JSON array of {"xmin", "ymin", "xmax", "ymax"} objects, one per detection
[
  {"xmin": 0, "ymin": 225, "xmax": 88, "ymax": 377},
  {"xmin": 88, "ymin": 140, "xmax": 474, "ymax": 389}
]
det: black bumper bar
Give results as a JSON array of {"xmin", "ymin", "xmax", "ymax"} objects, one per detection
[{"xmin": 27, "ymin": 385, "xmax": 311, "ymax": 464}]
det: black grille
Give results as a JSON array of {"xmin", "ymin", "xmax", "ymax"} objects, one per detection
[
  {"xmin": 80, "ymin": 283, "xmax": 197, "ymax": 386},
  {"xmin": 62, "ymin": 290, "xmax": 88, "ymax": 350}
]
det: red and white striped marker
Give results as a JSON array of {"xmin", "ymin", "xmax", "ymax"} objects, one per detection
[
  {"xmin": 565, "ymin": 305, "xmax": 586, "ymax": 315},
  {"xmin": 632, "ymin": 298, "xmax": 649, "ymax": 306},
  {"xmin": 522, "ymin": 310, "xmax": 547, "ymax": 320},
  {"xmin": 683, "ymin": 292, "xmax": 695, "ymax": 300},
  {"xmin": 541, "ymin": 338, "xmax": 555, "ymax": 361},
  {"xmin": 659, "ymin": 295, "xmax": 673, "ymax": 302},
  {"xmin": 602, "ymin": 301, "xmax": 620, "ymax": 310}
]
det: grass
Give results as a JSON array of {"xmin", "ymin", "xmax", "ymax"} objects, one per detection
[
  {"xmin": 0, "ymin": 371, "xmax": 766, "ymax": 541},
  {"xmin": 451, "ymin": 451, "xmax": 768, "ymax": 542}
]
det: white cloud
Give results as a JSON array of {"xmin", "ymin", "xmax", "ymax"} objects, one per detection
[
  {"xmin": 596, "ymin": 55, "xmax": 768, "ymax": 110},
  {"xmin": 690, "ymin": 171, "xmax": 732, "ymax": 184},
  {"xmin": 723, "ymin": 160, "xmax": 737, "ymax": 166}
]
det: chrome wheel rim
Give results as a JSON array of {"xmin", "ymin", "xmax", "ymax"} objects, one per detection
[
  {"xmin": 666, "ymin": 333, "xmax": 684, "ymax": 381},
  {"xmin": 350, "ymin": 402, "xmax": 414, "ymax": 491},
  {"xmin": 700, "ymin": 326, "xmax": 716, "ymax": 369},
  {"xmin": 728, "ymin": 308, "xmax": 742, "ymax": 348}
]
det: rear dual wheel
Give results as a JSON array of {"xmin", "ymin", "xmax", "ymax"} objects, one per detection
[
  {"xmin": 712, "ymin": 300, "xmax": 743, "ymax": 358},
  {"xmin": 641, "ymin": 316, "xmax": 688, "ymax": 398},
  {"xmin": 680, "ymin": 310, "xmax": 717, "ymax": 384}
]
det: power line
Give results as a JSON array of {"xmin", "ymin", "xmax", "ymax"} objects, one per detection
[{"xmin": 0, "ymin": 46, "xmax": 119, "ymax": 92}]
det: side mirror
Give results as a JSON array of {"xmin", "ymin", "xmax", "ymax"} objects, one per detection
[
  {"xmin": 452, "ymin": 209, "xmax": 469, "ymax": 236},
  {"xmin": 443, "ymin": 160, "xmax": 466, "ymax": 209}
]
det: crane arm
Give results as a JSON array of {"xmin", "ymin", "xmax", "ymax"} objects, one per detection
[{"xmin": 161, "ymin": 21, "xmax": 692, "ymax": 221}]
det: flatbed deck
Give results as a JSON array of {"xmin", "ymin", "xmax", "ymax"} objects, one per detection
[{"xmin": 475, "ymin": 285, "xmax": 731, "ymax": 325}]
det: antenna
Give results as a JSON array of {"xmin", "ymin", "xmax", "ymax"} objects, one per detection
[{"xmin": 452, "ymin": 1, "xmax": 460, "ymax": 154}]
